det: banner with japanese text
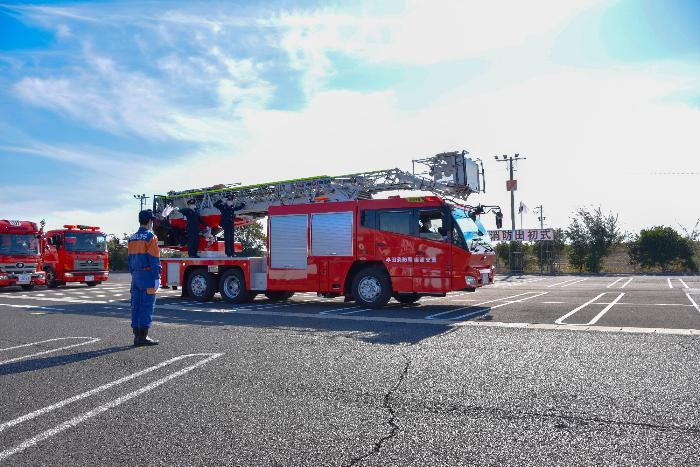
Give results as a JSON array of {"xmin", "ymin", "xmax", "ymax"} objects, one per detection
[{"xmin": 489, "ymin": 229, "xmax": 555, "ymax": 242}]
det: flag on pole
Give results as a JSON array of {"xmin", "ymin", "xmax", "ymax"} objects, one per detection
[{"xmin": 518, "ymin": 201, "xmax": 528, "ymax": 214}]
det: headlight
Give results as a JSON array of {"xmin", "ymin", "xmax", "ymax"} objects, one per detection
[
  {"xmin": 465, "ymin": 276, "xmax": 476, "ymax": 286},
  {"xmin": 0, "ymin": 275, "xmax": 7, "ymax": 280}
]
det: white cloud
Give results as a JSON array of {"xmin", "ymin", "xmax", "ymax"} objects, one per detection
[{"xmin": 4, "ymin": 0, "xmax": 700, "ymax": 236}]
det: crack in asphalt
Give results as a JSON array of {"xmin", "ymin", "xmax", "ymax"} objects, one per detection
[
  {"xmin": 422, "ymin": 403, "xmax": 700, "ymax": 434},
  {"xmin": 344, "ymin": 356, "xmax": 410, "ymax": 467}
]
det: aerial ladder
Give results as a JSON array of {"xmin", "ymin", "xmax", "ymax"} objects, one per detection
[{"xmin": 154, "ymin": 150, "xmax": 498, "ymax": 250}]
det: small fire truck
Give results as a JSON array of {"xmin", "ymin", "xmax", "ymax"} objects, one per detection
[
  {"xmin": 0, "ymin": 220, "xmax": 46, "ymax": 290},
  {"xmin": 41, "ymin": 225, "xmax": 109, "ymax": 288},
  {"xmin": 152, "ymin": 150, "xmax": 501, "ymax": 308}
]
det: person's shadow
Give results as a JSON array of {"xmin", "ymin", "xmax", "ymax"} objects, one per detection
[{"xmin": 0, "ymin": 346, "xmax": 133, "ymax": 376}]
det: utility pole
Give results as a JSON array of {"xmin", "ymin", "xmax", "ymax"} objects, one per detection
[
  {"xmin": 534, "ymin": 205, "xmax": 545, "ymax": 229},
  {"xmin": 133, "ymin": 194, "xmax": 150, "ymax": 211},
  {"xmin": 494, "ymin": 154, "xmax": 526, "ymax": 237}
]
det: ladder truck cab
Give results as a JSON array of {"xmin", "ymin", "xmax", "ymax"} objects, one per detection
[
  {"xmin": 0, "ymin": 220, "xmax": 46, "ymax": 290},
  {"xmin": 155, "ymin": 150, "xmax": 502, "ymax": 308},
  {"xmin": 41, "ymin": 225, "xmax": 109, "ymax": 288}
]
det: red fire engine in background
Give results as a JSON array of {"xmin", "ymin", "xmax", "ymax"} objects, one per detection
[
  {"xmin": 152, "ymin": 150, "xmax": 502, "ymax": 308},
  {"xmin": 41, "ymin": 225, "xmax": 109, "ymax": 288},
  {"xmin": 0, "ymin": 219, "xmax": 46, "ymax": 290}
]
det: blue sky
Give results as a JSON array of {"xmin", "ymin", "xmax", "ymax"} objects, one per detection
[{"xmin": 1, "ymin": 0, "xmax": 699, "ymax": 235}]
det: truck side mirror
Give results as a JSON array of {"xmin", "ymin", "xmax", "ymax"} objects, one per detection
[
  {"xmin": 51, "ymin": 234, "xmax": 62, "ymax": 248},
  {"xmin": 495, "ymin": 211, "xmax": 503, "ymax": 229}
]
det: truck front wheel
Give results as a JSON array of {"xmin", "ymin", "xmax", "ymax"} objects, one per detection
[
  {"xmin": 219, "ymin": 269, "xmax": 252, "ymax": 304},
  {"xmin": 352, "ymin": 267, "xmax": 392, "ymax": 309},
  {"xmin": 186, "ymin": 270, "xmax": 217, "ymax": 302},
  {"xmin": 44, "ymin": 267, "xmax": 59, "ymax": 288}
]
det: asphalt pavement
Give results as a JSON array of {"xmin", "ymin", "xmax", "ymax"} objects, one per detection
[{"xmin": 1, "ymin": 273, "xmax": 699, "ymax": 465}]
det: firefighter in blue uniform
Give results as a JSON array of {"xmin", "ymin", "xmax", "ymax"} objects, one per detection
[
  {"xmin": 128, "ymin": 210, "xmax": 161, "ymax": 346},
  {"xmin": 213, "ymin": 196, "xmax": 245, "ymax": 257}
]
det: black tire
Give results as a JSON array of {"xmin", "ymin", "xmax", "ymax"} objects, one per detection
[
  {"xmin": 44, "ymin": 267, "xmax": 59, "ymax": 288},
  {"xmin": 21, "ymin": 284, "xmax": 35, "ymax": 291},
  {"xmin": 352, "ymin": 267, "xmax": 392, "ymax": 309},
  {"xmin": 394, "ymin": 293, "xmax": 421, "ymax": 304},
  {"xmin": 86, "ymin": 281, "xmax": 101, "ymax": 287},
  {"xmin": 218, "ymin": 269, "xmax": 252, "ymax": 304},
  {"xmin": 264, "ymin": 291, "xmax": 295, "ymax": 301},
  {"xmin": 186, "ymin": 269, "xmax": 217, "ymax": 302}
]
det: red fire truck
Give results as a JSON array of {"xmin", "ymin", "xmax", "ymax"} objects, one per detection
[
  {"xmin": 154, "ymin": 151, "xmax": 501, "ymax": 308},
  {"xmin": 160, "ymin": 196, "xmax": 495, "ymax": 307},
  {"xmin": 0, "ymin": 220, "xmax": 46, "ymax": 290},
  {"xmin": 41, "ymin": 225, "xmax": 109, "ymax": 288}
]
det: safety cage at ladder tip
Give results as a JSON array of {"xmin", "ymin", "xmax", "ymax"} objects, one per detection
[{"xmin": 141, "ymin": 149, "xmax": 505, "ymax": 308}]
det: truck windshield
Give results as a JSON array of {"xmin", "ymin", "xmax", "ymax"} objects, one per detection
[
  {"xmin": 0, "ymin": 234, "xmax": 39, "ymax": 256},
  {"xmin": 64, "ymin": 234, "xmax": 107, "ymax": 252},
  {"xmin": 450, "ymin": 207, "xmax": 494, "ymax": 253}
]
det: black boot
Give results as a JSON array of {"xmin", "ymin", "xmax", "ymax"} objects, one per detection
[
  {"xmin": 133, "ymin": 327, "xmax": 139, "ymax": 346},
  {"xmin": 140, "ymin": 327, "xmax": 159, "ymax": 346}
]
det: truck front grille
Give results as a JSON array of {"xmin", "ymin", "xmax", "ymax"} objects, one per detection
[
  {"xmin": 0, "ymin": 262, "xmax": 37, "ymax": 274},
  {"xmin": 73, "ymin": 260, "xmax": 103, "ymax": 271}
]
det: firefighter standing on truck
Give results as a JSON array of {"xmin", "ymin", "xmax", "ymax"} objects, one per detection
[
  {"xmin": 179, "ymin": 199, "xmax": 202, "ymax": 258},
  {"xmin": 128, "ymin": 210, "xmax": 161, "ymax": 346},
  {"xmin": 214, "ymin": 196, "xmax": 244, "ymax": 257}
]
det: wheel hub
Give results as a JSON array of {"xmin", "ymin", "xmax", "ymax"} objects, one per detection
[
  {"xmin": 358, "ymin": 276, "xmax": 381, "ymax": 302},
  {"xmin": 191, "ymin": 274, "xmax": 207, "ymax": 296},
  {"xmin": 223, "ymin": 276, "xmax": 241, "ymax": 298}
]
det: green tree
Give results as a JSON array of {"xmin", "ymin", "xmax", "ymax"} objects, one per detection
[
  {"xmin": 107, "ymin": 234, "xmax": 129, "ymax": 271},
  {"xmin": 234, "ymin": 221, "xmax": 267, "ymax": 256},
  {"xmin": 495, "ymin": 241, "xmax": 528, "ymax": 271},
  {"xmin": 531, "ymin": 228, "xmax": 565, "ymax": 271},
  {"xmin": 565, "ymin": 207, "xmax": 624, "ymax": 273},
  {"xmin": 628, "ymin": 226, "xmax": 697, "ymax": 272}
]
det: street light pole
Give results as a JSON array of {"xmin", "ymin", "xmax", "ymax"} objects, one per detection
[{"xmin": 133, "ymin": 194, "xmax": 150, "ymax": 211}]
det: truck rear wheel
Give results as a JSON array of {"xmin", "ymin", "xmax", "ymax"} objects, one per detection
[
  {"xmin": 219, "ymin": 269, "xmax": 252, "ymax": 304},
  {"xmin": 44, "ymin": 267, "xmax": 59, "ymax": 288},
  {"xmin": 264, "ymin": 291, "xmax": 295, "ymax": 301},
  {"xmin": 352, "ymin": 267, "xmax": 392, "ymax": 309},
  {"xmin": 186, "ymin": 270, "xmax": 217, "ymax": 302}
]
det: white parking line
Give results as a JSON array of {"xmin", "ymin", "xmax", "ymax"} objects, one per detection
[
  {"xmin": 0, "ymin": 354, "xmax": 216, "ymax": 433},
  {"xmin": 687, "ymin": 293, "xmax": 700, "ymax": 314},
  {"xmin": 667, "ymin": 278, "xmax": 674, "ymax": 289},
  {"xmin": 607, "ymin": 278, "xmax": 624, "ymax": 288},
  {"xmin": 425, "ymin": 292, "xmax": 538, "ymax": 320},
  {"xmin": 0, "ymin": 337, "xmax": 100, "ymax": 365},
  {"xmin": 547, "ymin": 278, "xmax": 580, "ymax": 288},
  {"xmin": 555, "ymin": 293, "xmax": 624, "ymax": 325},
  {"xmin": 448, "ymin": 292, "xmax": 548, "ymax": 321},
  {"xmin": 619, "ymin": 278, "xmax": 633, "ymax": 289},
  {"xmin": 679, "ymin": 278, "xmax": 689, "ymax": 289},
  {"xmin": 586, "ymin": 293, "xmax": 625, "ymax": 325},
  {"xmin": 0, "ymin": 353, "xmax": 223, "ymax": 461},
  {"xmin": 560, "ymin": 278, "xmax": 588, "ymax": 288},
  {"xmin": 0, "ymin": 303, "xmax": 66, "ymax": 312},
  {"xmin": 319, "ymin": 305, "xmax": 361, "ymax": 315}
]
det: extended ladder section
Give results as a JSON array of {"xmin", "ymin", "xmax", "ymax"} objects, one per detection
[{"xmin": 153, "ymin": 150, "xmax": 484, "ymax": 221}]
